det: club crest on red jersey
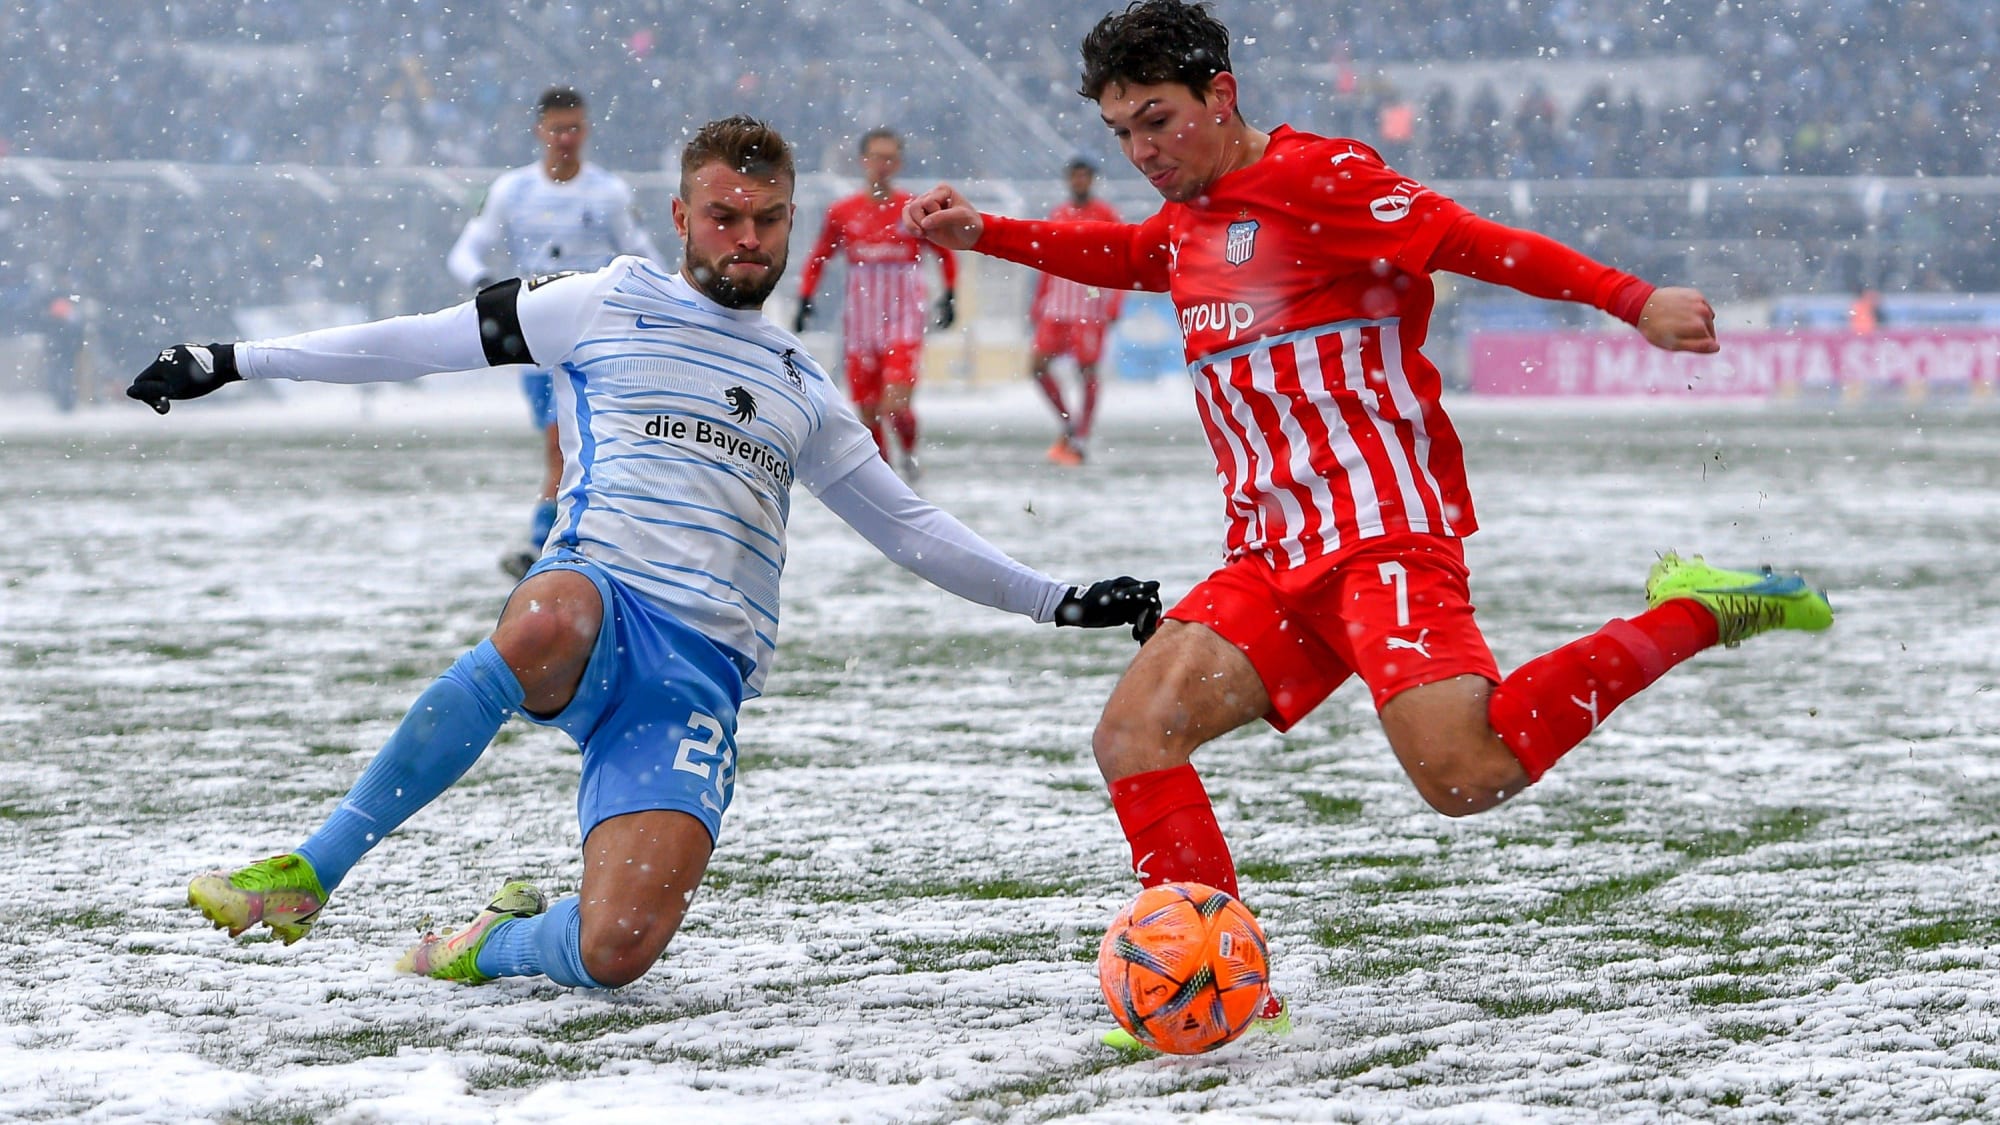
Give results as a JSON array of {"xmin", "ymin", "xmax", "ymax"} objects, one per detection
[{"xmin": 1225, "ymin": 219, "xmax": 1260, "ymax": 267}]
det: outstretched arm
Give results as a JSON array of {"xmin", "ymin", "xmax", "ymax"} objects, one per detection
[
  {"xmin": 128, "ymin": 273, "xmax": 605, "ymax": 412},
  {"xmin": 816, "ymin": 454, "xmax": 1161, "ymax": 639},
  {"xmin": 1426, "ymin": 213, "xmax": 1717, "ymax": 353},
  {"xmin": 904, "ymin": 184, "xmax": 1171, "ymax": 292}
]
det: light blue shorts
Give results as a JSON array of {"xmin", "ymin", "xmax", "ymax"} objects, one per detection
[
  {"xmin": 516, "ymin": 549, "xmax": 748, "ymax": 845},
  {"xmin": 521, "ymin": 369, "xmax": 557, "ymax": 430}
]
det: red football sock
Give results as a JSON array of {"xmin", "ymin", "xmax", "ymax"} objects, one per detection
[
  {"xmin": 890, "ymin": 408, "xmax": 919, "ymax": 452},
  {"xmin": 1033, "ymin": 371, "xmax": 1070, "ymax": 431},
  {"xmin": 1107, "ymin": 764, "xmax": 1239, "ymax": 898},
  {"xmin": 1077, "ymin": 372, "xmax": 1100, "ymax": 440},
  {"xmin": 864, "ymin": 415, "xmax": 889, "ymax": 457},
  {"xmin": 1487, "ymin": 599, "xmax": 1718, "ymax": 781}
]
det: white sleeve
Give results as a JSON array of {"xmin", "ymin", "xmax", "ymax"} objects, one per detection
[
  {"xmin": 235, "ymin": 269, "xmax": 607, "ymax": 384},
  {"xmin": 816, "ymin": 454, "xmax": 1070, "ymax": 623},
  {"xmin": 446, "ymin": 195, "xmax": 504, "ymax": 288}
]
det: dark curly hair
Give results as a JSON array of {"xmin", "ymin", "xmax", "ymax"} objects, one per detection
[{"xmin": 1078, "ymin": 0, "xmax": 1234, "ymax": 101}]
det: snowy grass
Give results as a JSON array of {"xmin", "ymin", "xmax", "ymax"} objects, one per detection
[{"xmin": 2, "ymin": 380, "xmax": 1999, "ymax": 1122}]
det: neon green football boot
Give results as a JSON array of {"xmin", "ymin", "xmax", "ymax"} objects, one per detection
[
  {"xmin": 1645, "ymin": 552, "xmax": 1833, "ymax": 647},
  {"xmin": 1102, "ymin": 991, "xmax": 1292, "ymax": 1052},
  {"xmin": 187, "ymin": 853, "xmax": 328, "ymax": 945},
  {"xmin": 394, "ymin": 880, "xmax": 547, "ymax": 984}
]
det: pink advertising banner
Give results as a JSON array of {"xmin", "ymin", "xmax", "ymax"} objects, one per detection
[{"xmin": 1470, "ymin": 328, "xmax": 2000, "ymax": 397}]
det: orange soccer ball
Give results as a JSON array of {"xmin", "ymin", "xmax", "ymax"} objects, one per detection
[{"xmin": 1096, "ymin": 882, "xmax": 1270, "ymax": 1054}]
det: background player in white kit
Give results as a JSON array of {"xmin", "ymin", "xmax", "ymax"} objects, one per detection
[
  {"xmin": 447, "ymin": 86, "xmax": 663, "ymax": 578},
  {"xmin": 130, "ymin": 117, "xmax": 1162, "ymax": 991}
]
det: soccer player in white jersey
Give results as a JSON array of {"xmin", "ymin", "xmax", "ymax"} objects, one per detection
[
  {"xmin": 447, "ymin": 86, "xmax": 664, "ymax": 579},
  {"xmin": 130, "ymin": 117, "xmax": 1162, "ymax": 992}
]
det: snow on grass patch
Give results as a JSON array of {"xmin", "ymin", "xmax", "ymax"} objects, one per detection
[{"xmin": 2, "ymin": 396, "xmax": 1999, "ymax": 1120}]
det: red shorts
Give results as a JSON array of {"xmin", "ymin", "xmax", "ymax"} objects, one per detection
[
  {"xmin": 1032, "ymin": 320, "xmax": 1109, "ymax": 367},
  {"xmin": 1163, "ymin": 534, "xmax": 1498, "ymax": 730},
  {"xmin": 845, "ymin": 345, "xmax": 920, "ymax": 410}
]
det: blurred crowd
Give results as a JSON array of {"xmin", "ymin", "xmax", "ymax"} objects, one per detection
[
  {"xmin": 2, "ymin": 0, "xmax": 1993, "ymax": 179},
  {"xmin": 3, "ymin": 0, "xmax": 1997, "ymax": 403}
]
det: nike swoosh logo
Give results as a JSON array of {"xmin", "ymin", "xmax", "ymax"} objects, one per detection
[{"xmin": 634, "ymin": 315, "xmax": 676, "ymax": 330}]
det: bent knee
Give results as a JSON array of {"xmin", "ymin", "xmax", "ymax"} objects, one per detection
[
  {"xmin": 496, "ymin": 601, "xmax": 594, "ymax": 659},
  {"xmin": 1401, "ymin": 748, "xmax": 1528, "ymax": 818},
  {"xmin": 1091, "ymin": 707, "xmax": 1193, "ymax": 781},
  {"xmin": 579, "ymin": 930, "xmax": 674, "ymax": 988}
]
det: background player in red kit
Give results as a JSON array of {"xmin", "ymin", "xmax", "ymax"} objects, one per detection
[
  {"xmin": 796, "ymin": 128, "xmax": 957, "ymax": 477},
  {"xmin": 1029, "ymin": 157, "xmax": 1124, "ymax": 466},
  {"xmin": 908, "ymin": 0, "xmax": 1833, "ymax": 1038}
]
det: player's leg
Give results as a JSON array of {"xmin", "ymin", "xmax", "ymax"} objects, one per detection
[
  {"xmin": 881, "ymin": 346, "xmax": 920, "ymax": 476},
  {"xmin": 410, "ymin": 593, "xmax": 744, "ymax": 987},
  {"xmin": 1093, "ymin": 620, "xmax": 1271, "ymax": 897},
  {"xmin": 1093, "ymin": 555, "xmax": 1346, "ymax": 897},
  {"xmin": 1376, "ymin": 605, "xmax": 1714, "ymax": 814},
  {"xmin": 1073, "ymin": 322, "xmax": 1106, "ymax": 453},
  {"xmin": 847, "ymin": 351, "xmax": 888, "ymax": 456},
  {"xmin": 574, "ymin": 810, "xmax": 713, "ymax": 985},
  {"xmin": 1029, "ymin": 318, "xmax": 1076, "ymax": 456},
  {"xmin": 1482, "ymin": 552, "xmax": 1832, "ymax": 785},
  {"xmin": 1094, "ymin": 561, "xmax": 1332, "ymax": 1041},
  {"xmin": 1029, "ymin": 349, "xmax": 1068, "ymax": 428},
  {"xmin": 189, "ymin": 565, "xmax": 604, "ymax": 942},
  {"xmin": 1354, "ymin": 543, "xmax": 1831, "ymax": 812},
  {"xmin": 404, "ymin": 811, "xmax": 713, "ymax": 987}
]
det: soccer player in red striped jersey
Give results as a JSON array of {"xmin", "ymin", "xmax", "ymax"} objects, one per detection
[
  {"xmin": 1030, "ymin": 157, "xmax": 1125, "ymax": 466},
  {"xmin": 796, "ymin": 128, "xmax": 958, "ymax": 477},
  {"xmin": 907, "ymin": 0, "xmax": 1832, "ymax": 1036}
]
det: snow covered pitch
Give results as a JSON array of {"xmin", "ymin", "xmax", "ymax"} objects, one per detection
[{"xmin": 2, "ymin": 381, "xmax": 1996, "ymax": 1122}]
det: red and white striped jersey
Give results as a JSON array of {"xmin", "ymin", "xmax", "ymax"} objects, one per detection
[
  {"xmin": 799, "ymin": 190, "xmax": 957, "ymax": 354},
  {"xmin": 978, "ymin": 128, "xmax": 1481, "ymax": 570},
  {"xmin": 1032, "ymin": 198, "xmax": 1125, "ymax": 325}
]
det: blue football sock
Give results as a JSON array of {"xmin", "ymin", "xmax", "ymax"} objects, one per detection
[
  {"xmin": 474, "ymin": 895, "xmax": 604, "ymax": 988},
  {"xmin": 297, "ymin": 641, "xmax": 522, "ymax": 892},
  {"xmin": 529, "ymin": 500, "xmax": 558, "ymax": 550}
]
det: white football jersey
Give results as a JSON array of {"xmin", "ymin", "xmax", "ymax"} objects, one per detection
[
  {"xmin": 447, "ymin": 162, "xmax": 661, "ymax": 285},
  {"xmin": 514, "ymin": 259, "xmax": 879, "ymax": 690},
  {"xmin": 233, "ymin": 257, "xmax": 1070, "ymax": 694}
]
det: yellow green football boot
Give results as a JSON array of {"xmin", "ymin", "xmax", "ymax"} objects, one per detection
[
  {"xmin": 187, "ymin": 853, "xmax": 327, "ymax": 945},
  {"xmin": 1102, "ymin": 992, "xmax": 1292, "ymax": 1053},
  {"xmin": 1645, "ymin": 552, "xmax": 1833, "ymax": 647},
  {"xmin": 394, "ymin": 880, "xmax": 547, "ymax": 983}
]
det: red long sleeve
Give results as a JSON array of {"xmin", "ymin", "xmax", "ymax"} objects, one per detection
[
  {"xmin": 927, "ymin": 241, "xmax": 957, "ymax": 289},
  {"xmin": 797, "ymin": 206, "xmax": 843, "ymax": 302},
  {"xmin": 1425, "ymin": 213, "xmax": 1654, "ymax": 325},
  {"xmin": 974, "ymin": 212, "xmax": 1173, "ymax": 293}
]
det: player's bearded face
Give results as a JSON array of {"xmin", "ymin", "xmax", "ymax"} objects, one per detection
[{"xmin": 675, "ymin": 164, "xmax": 794, "ymax": 309}]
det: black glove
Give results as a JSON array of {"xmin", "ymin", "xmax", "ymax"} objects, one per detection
[
  {"xmin": 472, "ymin": 274, "xmax": 499, "ymax": 293},
  {"xmin": 792, "ymin": 297, "xmax": 814, "ymax": 333},
  {"xmin": 127, "ymin": 343, "xmax": 240, "ymax": 415},
  {"xmin": 1055, "ymin": 576, "xmax": 1163, "ymax": 642},
  {"xmin": 935, "ymin": 289, "xmax": 957, "ymax": 329}
]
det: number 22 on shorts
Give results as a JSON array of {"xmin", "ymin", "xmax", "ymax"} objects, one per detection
[{"xmin": 672, "ymin": 711, "xmax": 734, "ymax": 809}]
